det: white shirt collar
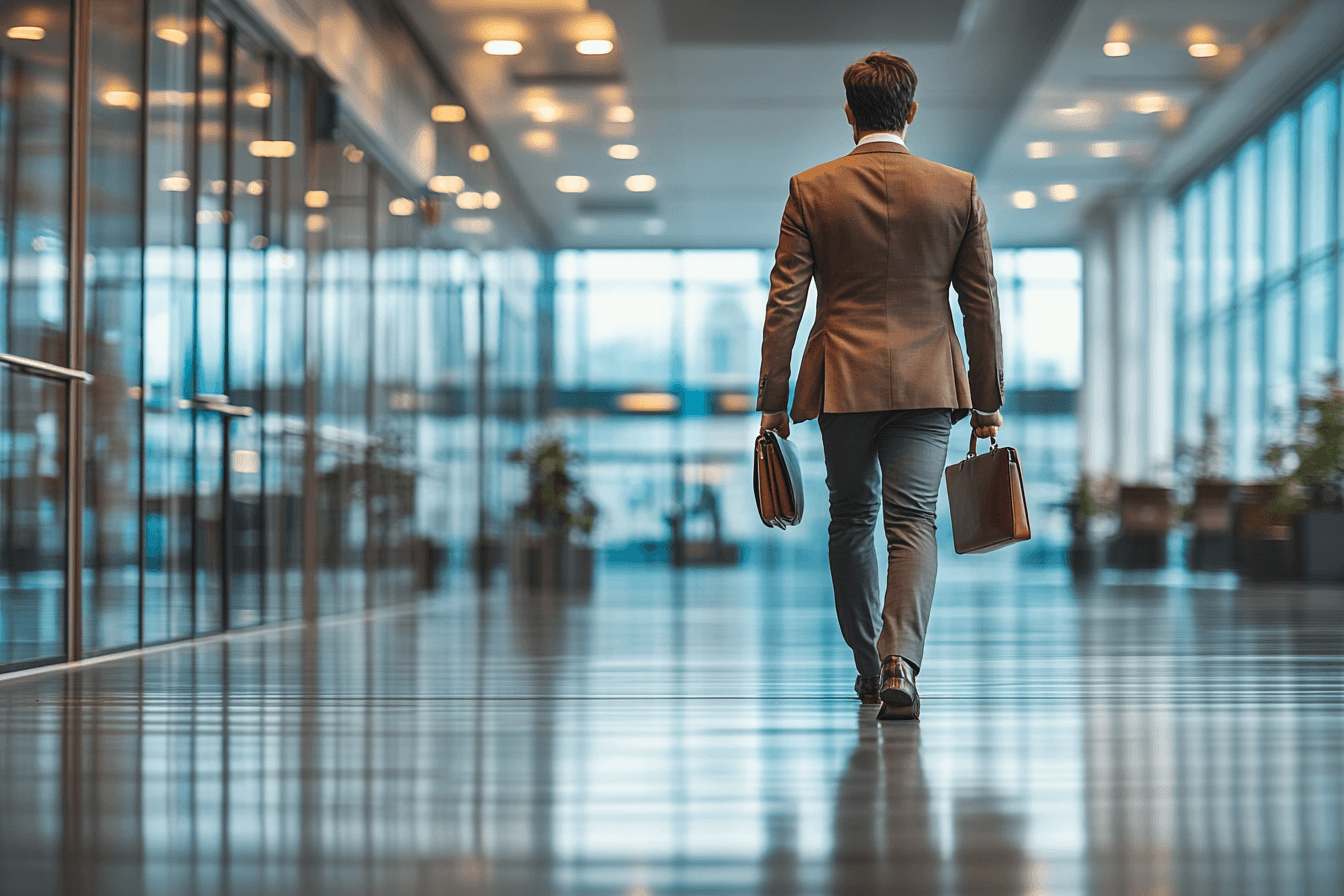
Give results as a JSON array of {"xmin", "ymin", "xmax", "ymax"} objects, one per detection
[{"xmin": 856, "ymin": 132, "xmax": 906, "ymax": 147}]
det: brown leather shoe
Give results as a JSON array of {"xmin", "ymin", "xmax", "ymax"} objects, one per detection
[
  {"xmin": 877, "ymin": 655, "xmax": 919, "ymax": 720},
  {"xmin": 854, "ymin": 674, "xmax": 880, "ymax": 704}
]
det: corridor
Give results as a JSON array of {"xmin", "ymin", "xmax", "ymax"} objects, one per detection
[{"xmin": 3, "ymin": 562, "xmax": 1341, "ymax": 895}]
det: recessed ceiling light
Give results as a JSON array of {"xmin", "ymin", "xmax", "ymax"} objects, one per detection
[
  {"xmin": 102, "ymin": 89, "xmax": 142, "ymax": 110},
  {"xmin": 1048, "ymin": 184, "xmax": 1078, "ymax": 202},
  {"xmin": 1103, "ymin": 41, "xmax": 1130, "ymax": 57},
  {"xmin": 304, "ymin": 190, "xmax": 329, "ymax": 208},
  {"xmin": 576, "ymin": 39, "xmax": 613, "ymax": 55},
  {"xmin": 607, "ymin": 105, "xmax": 634, "ymax": 123},
  {"xmin": 1026, "ymin": 141, "xmax": 1055, "ymax": 159},
  {"xmin": 247, "ymin": 90, "xmax": 271, "ymax": 109},
  {"xmin": 483, "ymin": 40, "xmax": 522, "ymax": 56},
  {"xmin": 522, "ymin": 130, "xmax": 555, "ymax": 152},
  {"xmin": 306, "ymin": 214, "xmax": 328, "ymax": 232},
  {"xmin": 155, "ymin": 27, "xmax": 187, "ymax": 45},
  {"xmin": 1185, "ymin": 25, "xmax": 1218, "ymax": 57},
  {"xmin": 1012, "ymin": 190, "xmax": 1037, "ymax": 209},
  {"xmin": 483, "ymin": 191, "xmax": 501, "ymax": 210},
  {"xmin": 248, "ymin": 140, "xmax": 295, "ymax": 158},
  {"xmin": 556, "ymin": 176, "xmax": 590, "ymax": 193},
  {"xmin": 429, "ymin": 175, "xmax": 465, "ymax": 194},
  {"xmin": 1090, "ymin": 141, "xmax": 1122, "ymax": 158},
  {"xmin": 625, "ymin": 174, "xmax": 656, "ymax": 192},
  {"xmin": 432, "ymin": 104, "xmax": 466, "ymax": 123},
  {"xmin": 159, "ymin": 171, "xmax": 191, "ymax": 192},
  {"xmin": 609, "ymin": 144, "xmax": 639, "ymax": 159},
  {"xmin": 389, "ymin": 198, "xmax": 415, "ymax": 216},
  {"xmin": 1126, "ymin": 92, "xmax": 1171, "ymax": 114},
  {"xmin": 343, "ymin": 145, "xmax": 363, "ymax": 163},
  {"xmin": 1052, "ymin": 101, "xmax": 1102, "ymax": 129},
  {"xmin": 6, "ymin": 25, "xmax": 45, "ymax": 40},
  {"xmin": 528, "ymin": 99, "xmax": 563, "ymax": 123},
  {"xmin": 455, "ymin": 218, "xmax": 493, "ymax": 234},
  {"xmin": 1054, "ymin": 100, "xmax": 1100, "ymax": 120},
  {"xmin": 457, "ymin": 192, "xmax": 483, "ymax": 210},
  {"xmin": 469, "ymin": 144, "xmax": 491, "ymax": 162}
]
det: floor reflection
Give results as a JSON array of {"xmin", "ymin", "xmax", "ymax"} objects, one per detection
[{"xmin": 1, "ymin": 564, "xmax": 1343, "ymax": 894}]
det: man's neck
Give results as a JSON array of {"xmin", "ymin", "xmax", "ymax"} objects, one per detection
[{"xmin": 856, "ymin": 129, "xmax": 904, "ymax": 142}]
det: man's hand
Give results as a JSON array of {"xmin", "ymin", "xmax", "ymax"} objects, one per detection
[
  {"xmin": 970, "ymin": 410, "xmax": 1002, "ymax": 440},
  {"xmin": 760, "ymin": 411, "xmax": 790, "ymax": 439}
]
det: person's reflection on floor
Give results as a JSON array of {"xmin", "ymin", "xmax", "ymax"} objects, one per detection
[
  {"xmin": 829, "ymin": 718, "xmax": 938, "ymax": 892},
  {"xmin": 829, "ymin": 720, "xmax": 1030, "ymax": 893}
]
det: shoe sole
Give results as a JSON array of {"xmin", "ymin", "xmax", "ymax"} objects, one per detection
[{"xmin": 877, "ymin": 682, "xmax": 918, "ymax": 720}]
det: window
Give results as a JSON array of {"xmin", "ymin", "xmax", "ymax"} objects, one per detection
[{"xmin": 1173, "ymin": 67, "xmax": 1344, "ymax": 479}]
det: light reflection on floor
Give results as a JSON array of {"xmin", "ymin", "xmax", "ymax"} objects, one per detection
[{"xmin": 1, "ymin": 562, "xmax": 1342, "ymax": 895}]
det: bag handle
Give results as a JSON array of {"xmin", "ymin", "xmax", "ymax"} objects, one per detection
[{"xmin": 966, "ymin": 431, "xmax": 1000, "ymax": 460}]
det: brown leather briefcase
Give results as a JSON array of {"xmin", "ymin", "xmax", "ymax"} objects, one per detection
[
  {"xmin": 754, "ymin": 429, "xmax": 804, "ymax": 529},
  {"xmin": 944, "ymin": 434, "xmax": 1031, "ymax": 554}
]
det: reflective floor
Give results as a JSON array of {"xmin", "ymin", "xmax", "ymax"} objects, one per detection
[{"xmin": 2, "ymin": 562, "xmax": 1343, "ymax": 895}]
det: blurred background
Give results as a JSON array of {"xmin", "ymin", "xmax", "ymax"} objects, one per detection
[{"xmin": 0, "ymin": 0, "xmax": 1342, "ymax": 668}]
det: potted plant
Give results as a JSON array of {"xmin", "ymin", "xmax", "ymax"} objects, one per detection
[
  {"xmin": 1263, "ymin": 374, "xmax": 1344, "ymax": 582},
  {"xmin": 507, "ymin": 437, "xmax": 599, "ymax": 590},
  {"xmin": 1066, "ymin": 474, "xmax": 1113, "ymax": 577}
]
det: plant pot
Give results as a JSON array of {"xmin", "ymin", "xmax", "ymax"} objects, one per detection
[
  {"xmin": 1234, "ymin": 483, "xmax": 1296, "ymax": 580},
  {"xmin": 1068, "ymin": 538, "xmax": 1098, "ymax": 578},
  {"xmin": 1294, "ymin": 511, "xmax": 1344, "ymax": 582},
  {"xmin": 510, "ymin": 531, "xmax": 594, "ymax": 591},
  {"xmin": 1188, "ymin": 480, "xmax": 1235, "ymax": 571},
  {"xmin": 1187, "ymin": 532, "xmax": 1233, "ymax": 571}
]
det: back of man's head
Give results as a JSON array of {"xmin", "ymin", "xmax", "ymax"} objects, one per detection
[{"xmin": 843, "ymin": 52, "xmax": 918, "ymax": 133}]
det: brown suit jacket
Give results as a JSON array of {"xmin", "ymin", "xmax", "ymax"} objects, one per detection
[{"xmin": 757, "ymin": 141, "xmax": 1004, "ymax": 423}]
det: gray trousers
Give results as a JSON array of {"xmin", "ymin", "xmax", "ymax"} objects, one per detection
[{"xmin": 818, "ymin": 409, "xmax": 952, "ymax": 676}]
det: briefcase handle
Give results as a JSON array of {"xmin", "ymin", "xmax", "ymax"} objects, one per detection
[{"xmin": 965, "ymin": 432, "xmax": 1000, "ymax": 460}]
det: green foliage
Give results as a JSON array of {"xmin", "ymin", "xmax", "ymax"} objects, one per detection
[
  {"xmin": 508, "ymin": 437, "xmax": 599, "ymax": 535},
  {"xmin": 1263, "ymin": 374, "xmax": 1344, "ymax": 518}
]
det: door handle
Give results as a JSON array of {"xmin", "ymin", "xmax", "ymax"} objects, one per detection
[
  {"xmin": 0, "ymin": 351, "xmax": 95, "ymax": 384},
  {"xmin": 181, "ymin": 393, "xmax": 255, "ymax": 417}
]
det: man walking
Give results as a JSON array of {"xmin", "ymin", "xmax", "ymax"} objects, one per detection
[{"xmin": 757, "ymin": 52, "xmax": 1005, "ymax": 720}]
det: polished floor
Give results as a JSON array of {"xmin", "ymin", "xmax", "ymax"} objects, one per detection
[{"xmin": 2, "ymin": 560, "xmax": 1343, "ymax": 895}]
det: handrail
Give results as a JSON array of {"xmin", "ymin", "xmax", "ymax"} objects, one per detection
[{"xmin": 0, "ymin": 351, "xmax": 95, "ymax": 384}]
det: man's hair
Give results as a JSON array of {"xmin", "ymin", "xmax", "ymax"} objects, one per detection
[{"xmin": 843, "ymin": 52, "xmax": 918, "ymax": 133}]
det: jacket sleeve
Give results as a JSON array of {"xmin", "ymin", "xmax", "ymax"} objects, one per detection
[
  {"xmin": 757, "ymin": 176, "xmax": 815, "ymax": 414},
  {"xmin": 950, "ymin": 175, "xmax": 1005, "ymax": 413}
]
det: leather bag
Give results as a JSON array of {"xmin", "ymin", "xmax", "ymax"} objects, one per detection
[
  {"xmin": 944, "ymin": 434, "xmax": 1031, "ymax": 554},
  {"xmin": 754, "ymin": 429, "xmax": 804, "ymax": 529}
]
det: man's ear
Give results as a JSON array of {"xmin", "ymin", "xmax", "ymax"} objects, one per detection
[
  {"xmin": 907, "ymin": 100, "xmax": 919, "ymax": 127},
  {"xmin": 845, "ymin": 103, "xmax": 855, "ymax": 126}
]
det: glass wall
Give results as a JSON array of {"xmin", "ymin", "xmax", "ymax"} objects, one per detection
[
  {"xmin": 0, "ymin": 0, "xmax": 546, "ymax": 672},
  {"xmin": 550, "ymin": 247, "xmax": 1081, "ymax": 562},
  {"xmin": 1174, "ymin": 65, "xmax": 1343, "ymax": 480}
]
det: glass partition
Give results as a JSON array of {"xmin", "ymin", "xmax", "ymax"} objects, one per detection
[{"xmin": 1, "ymin": 0, "xmax": 544, "ymax": 673}]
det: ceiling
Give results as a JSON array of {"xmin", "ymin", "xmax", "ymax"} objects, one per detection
[{"xmin": 398, "ymin": 0, "xmax": 1321, "ymax": 249}]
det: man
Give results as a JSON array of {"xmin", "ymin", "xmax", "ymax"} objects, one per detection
[{"xmin": 757, "ymin": 52, "xmax": 1004, "ymax": 721}]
